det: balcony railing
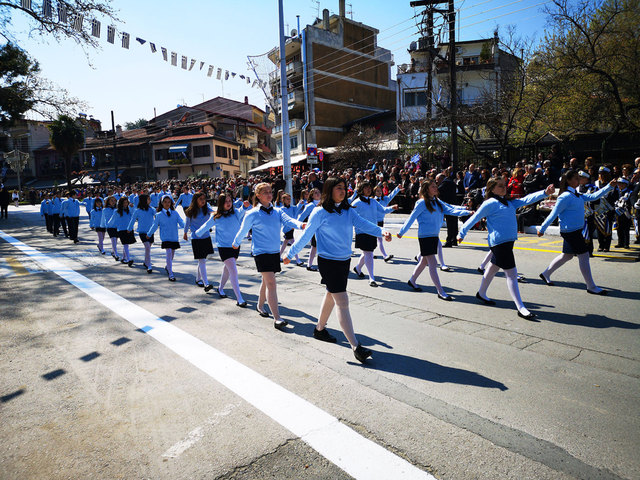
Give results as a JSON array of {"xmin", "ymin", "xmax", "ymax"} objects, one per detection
[{"xmin": 271, "ymin": 118, "xmax": 304, "ymax": 135}]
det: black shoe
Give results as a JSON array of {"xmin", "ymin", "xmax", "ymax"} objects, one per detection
[
  {"xmin": 383, "ymin": 255, "xmax": 394, "ymax": 262},
  {"xmin": 313, "ymin": 327, "xmax": 337, "ymax": 343},
  {"xmin": 196, "ymin": 280, "xmax": 205, "ymax": 287},
  {"xmin": 440, "ymin": 266, "xmax": 452, "ymax": 272},
  {"xmin": 477, "ymin": 267, "xmax": 485, "ymax": 274},
  {"xmin": 256, "ymin": 306, "xmax": 270, "ymax": 317},
  {"xmin": 115, "ymin": 256, "xmax": 120, "ymax": 262},
  {"xmin": 168, "ymin": 276, "xmax": 176, "ymax": 282},
  {"xmin": 127, "ymin": 260, "xmax": 134, "ymax": 267},
  {"xmin": 354, "ymin": 344, "xmax": 372, "ymax": 363},
  {"xmin": 204, "ymin": 284, "xmax": 214, "ymax": 292},
  {"xmin": 147, "ymin": 268, "xmax": 153, "ymax": 274},
  {"xmin": 539, "ymin": 273, "xmax": 554, "ymax": 286},
  {"xmin": 236, "ymin": 301, "xmax": 248, "ymax": 308},
  {"xmin": 476, "ymin": 292, "xmax": 496, "ymax": 306},
  {"xmin": 353, "ymin": 267, "xmax": 364, "ymax": 278},
  {"xmin": 217, "ymin": 289, "xmax": 228, "ymax": 298},
  {"xmin": 614, "ymin": 244, "xmax": 623, "ymax": 248},
  {"xmin": 369, "ymin": 280, "xmax": 378, "ymax": 287},
  {"xmin": 306, "ymin": 265, "xmax": 318, "ymax": 272},
  {"xmin": 438, "ymin": 293, "xmax": 454, "ymax": 301},
  {"xmin": 407, "ymin": 280, "xmax": 422, "ymax": 292},
  {"xmin": 517, "ymin": 311, "xmax": 537, "ymax": 321},
  {"xmin": 443, "ymin": 242, "xmax": 453, "ymax": 248},
  {"xmin": 274, "ymin": 319, "xmax": 288, "ymax": 330},
  {"xmin": 414, "ymin": 255, "xmax": 420, "ymax": 262},
  {"xmin": 587, "ymin": 288, "xmax": 608, "ymax": 296},
  {"xmin": 73, "ymin": 239, "xmax": 79, "ymax": 244},
  {"xmin": 120, "ymin": 259, "xmax": 126, "ymax": 264},
  {"xmin": 517, "ymin": 275, "xmax": 527, "ymax": 283}
]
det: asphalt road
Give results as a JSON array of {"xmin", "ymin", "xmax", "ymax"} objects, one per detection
[{"xmin": 1, "ymin": 205, "xmax": 638, "ymax": 480}]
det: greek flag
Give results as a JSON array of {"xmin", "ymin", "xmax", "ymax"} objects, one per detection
[
  {"xmin": 91, "ymin": 154, "xmax": 97, "ymax": 167},
  {"xmin": 410, "ymin": 153, "xmax": 421, "ymax": 164}
]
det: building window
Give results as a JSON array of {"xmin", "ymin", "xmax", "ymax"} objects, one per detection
[
  {"xmin": 193, "ymin": 145, "xmax": 211, "ymax": 158},
  {"xmin": 276, "ymin": 137, "xmax": 299, "ymax": 153},
  {"xmin": 168, "ymin": 169, "xmax": 178, "ymax": 179},
  {"xmin": 215, "ymin": 145, "xmax": 228, "ymax": 158},
  {"xmin": 232, "ymin": 149, "xmax": 239, "ymax": 160},
  {"xmin": 155, "ymin": 149, "xmax": 169, "ymax": 161},
  {"xmin": 404, "ymin": 91, "xmax": 428, "ymax": 107}
]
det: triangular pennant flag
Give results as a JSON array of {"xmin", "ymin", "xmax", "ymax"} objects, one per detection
[
  {"xmin": 216, "ymin": 68, "xmax": 222, "ymax": 80},
  {"xmin": 207, "ymin": 65, "xmax": 214, "ymax": 77},
  {"xmin": 200, "ymin": 61, "xmax": 205, "ymax": 71},
  {"xmin": 91, "ymin": 19, "xmax": 100, "ymax": 38},
  {"xmin": 161, "ymin": 47, "xmax": 168, "ymax": 61},
  {"xmin": 181, "ymin": 56, "xmax": 187, "ymax": 69},
  {"xmin": 231, "ymin": 72, "xmax": 236, "ymax": 78},
  {"xmin": 246, "ymin": 77, "xmax": 251, "ymax": 84},
  {"xmin": 136, "ymin": 37, "xmax": 146, "ymax": 45},
  {"xmin": 43, "ymin": 0, "xmax": 52, "ymax": 18},
  {"xmin": 171, "ymin": 52, "xmax": 177, "ymax": 66},
  {"xmin": 150, "ymin": 43, "xmax": 157, "ymax": 53},
  {"xmin": 57, "ymin": 4, "xmax": 67, "ymax": 23},
  {"xmin": 252, "ymin": 80, "xmax": 258, "ymax": 88},
  {"xmin": 107, "ymin": 25, "xmax": 115, "ymax": 44},
  {"xmin": 73, "ymin": 14, "xmax": 84, "ymax": 32},
  {"xmin": 239, "ymin": 75, "xmax": 245, "ymax": 80},
  {"xmin": 21, "ymin": 0, "xmax": 32, "ymax": 11},
  {"xmin": 189, "ymin": 59, "xmax": 196, "ymax": 71},
  {"xmin": 121, "ymin": 32, "xmax": 130, "ymax": 49},
  {"xmin": 224, "ymin": 70, "xmax": 229, "ymax": 80}
]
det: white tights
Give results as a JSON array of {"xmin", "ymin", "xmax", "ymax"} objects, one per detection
[
  {"xmin": 280, "ymin": 238, "xmax": 299, "ymax": 262},
  {"xmin": 307, "ymin": 245, "xmax": 317, "ymax": 268},
  {"xmin": 356, "ymin": 250, "xmax": 375, "ymax": 281},
  {"xmin": 122, "ymin": 244, "xmax": 130, "ymax": 262},
  {"xmin": 219, "ymin": 258, "xmax": 244, "ymax": 302},
  {"xmin": 479, "ymin": 250, "xmax": 492, "ymax": 270},
  {"xmin": 378, "ymin": 237, "xmax": 388, "ymax": 258},
  {"xmin": 196, "ymin": 258, "xmax": 209, "ymax": 285},
  {"xmin": 410, "ymin": 254, "xmax": 446, "ymax": 296},
  {"xmin": 165, "ymin": 249, "xmax": 175, "ymax": 275},
  {"xmin": 258, "ymin": 272, "xmax": 280, "ymax": 320},
  {"xmin": 416, "ymin": 240, "xmax": 447, "ymax": 269},
  {"xmin": 143, "ymin": 242, "xmax": 152, "ymax": 268},
  {"xmin": 542, "ymin": 252, "xmax": 600, "ymax": 292},
  {"xmin": 97, "ymin": 231, "xmax": 105, "ymax": 252},
  {"xmin": 110, "ymin": 237, "xmax": 118, "ymax": 256},
  {"xmin": 317, "ymin": 291, "xmax": 358, "ymax": 349},
  {"xmin": 478, "ymin": 263, "xmax": 531, "ymax": 315}
]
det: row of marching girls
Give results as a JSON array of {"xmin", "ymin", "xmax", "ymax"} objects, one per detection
[{"xmin": 40, "ymin": 190, "xmax": 83, "ymax": 242}]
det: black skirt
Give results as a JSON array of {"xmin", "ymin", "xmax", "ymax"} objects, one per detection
[
  {"xmin": 284, "ymin": 229, "xmax": 294, "ymax": 240},
  {"xmin": 218, "ymin": 247, "xmax": 239, "ymax": 261},
  {"xmin": 318, "ymin": 257, "xmax": 350, "ymax": 293},
  {"xmin": 191, "ymin": 237, "xmax": 214, "ymax": 259},
  {"xmin": 161, "ymin": 241, "xmax": 181, "ymax": 250},
  {"xmin": 490, "ymin": 241, "xmax": 516, "ymax": 270},
  {"xmin": 118, "ymin": 230, "xmax": 137, "ymax": 245},
  {"xmin": 311, "ymin": 234, "xmax": 317, "ymax": 248},
  {"xmin": 561, "ymin": 229, "xmax": 589, "ymax": 255},
  {"xmin": 254, "ymin": 252, "xmax": 281, "ymax": 273},
  {"xmin": 139, "ymin": 233, "xmax": 155, "ymax": 244},
  {"xmin": 418, "ymin": 236, "xmax": 438, "ymax": 256},
  {"xmin": 107, "ymin": 227, "xmax": 118, "ymax": 238},
  {"xmin": 355, "ymin": 233, "xmax": 377, "ymax": 251},
  {"xmin": 95, "ymin": 227, "xmax": 106, "ymax": 233}
]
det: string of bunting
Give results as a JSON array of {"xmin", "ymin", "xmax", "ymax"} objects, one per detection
[{"xmin": 18, "ymin": 0, "xmax": 266, "ymax": 89}]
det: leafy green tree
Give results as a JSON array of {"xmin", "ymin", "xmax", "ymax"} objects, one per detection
[
  {"xmin": 0, "ymin": 43, "xmax": 38, "ymax": 127},
  {"xmin": 49, "ymin": 115, "xmax": 85, "ymax": 188},
  {"xmin": 124, "ymin": 118, "xmax": 148, "ymax": 130}
]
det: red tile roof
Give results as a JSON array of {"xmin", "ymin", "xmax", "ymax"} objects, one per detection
[{"xmin": 153, "ymin": 134, "xmax": 215, "ymax": 143}]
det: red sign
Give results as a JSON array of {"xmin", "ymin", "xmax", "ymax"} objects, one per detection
[{"xmin": 318, "ymin": 151, "xmax": 324, "ymax": 162}]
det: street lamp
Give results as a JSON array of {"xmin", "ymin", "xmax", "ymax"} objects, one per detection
[{"xmin": 3, "ymin": 132, "xmax": 31, "ymax": 201}]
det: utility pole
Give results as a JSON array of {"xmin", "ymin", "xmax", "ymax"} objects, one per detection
[
  {"xmin": 111, "ymin": 110, "xmax": 119, "ymax": 184},
  {"xmin": 278, "ymin": 0, "xmax": 292, "ymax": 196}
]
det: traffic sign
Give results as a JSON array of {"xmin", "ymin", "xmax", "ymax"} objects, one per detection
[
  {"xmin": 318, "ymin": 151, "xmax": 324, "ymax": 162},
  {"xmin": 306, "ymin": 146, "xmax": 317, "ymax": 156},
  {"xmin": 307, "ymin": 156, "xmax": 318, "ymax": 165}
]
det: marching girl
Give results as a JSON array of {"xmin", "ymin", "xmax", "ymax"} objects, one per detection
[
  {"xmin": 196, "ymin": 193, "xmax": 251, "ymax": 307},
  {"xmin": 397, "ymin": 179, "xmax": 470, "ymax": 301},
  {"xmin": 351, "ymin": 182, "xmax": 398, "ymax": 287},
  {"xmin": 90, "ymin": 197, "xmax": 106, "ymax": 254},
  {"xmin": 40, "ymin": 193, "xmax": 52, "ymax": 233},
  {"xmin": 284, "ymin": 177, "xmax": 392, "ymax": 363},
  {"xmin": 232, "ymin": 182, "xmax": 305, "ymax": 330},
  {"xmin": 297, "ymin": 188, "xmax": 322, "ymax": 271},
  {"xmin": 127, "ymin": 194, "xmax": 156, "ymax": 273},
  {"xmin": 538, "ymin": 170, "xmax": 616, "ymax": 294},
  {"xmin": 277, "ymin": 192, "xmax": 303, "ymax": 266},
  {"xmin": 107, "ymin": 196, "xmax": 136, "ymax": 266},
  {"xmin": 101, "ymin": 196, "xmax": 119, "ymax": 260},
  {"xmin": 183, "ymin": 192, "xmax": 215, "ymax": 292},
  {"xmin": 458, "ymin": 177, "xmax": 555, "ymax": 320},
  {"xmin": 147, "ymin": 194, "xmax": 185, "ymax": 282},
  {"xmin": 373, "ymin": 183, "xmax": 401, "ymax": 262}
]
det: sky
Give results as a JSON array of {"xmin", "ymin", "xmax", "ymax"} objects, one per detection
[{"xmin": 7, "ymin": 0, "xmax": 551, "ymax": 128}]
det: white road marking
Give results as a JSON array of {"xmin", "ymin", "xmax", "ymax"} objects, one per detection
[
  {"xmin": 0, "ymin": 230, "xmax": 434, "ymax": 480},
  {"xmin": 162, "ymin": 403, "xmax": 240, "ymax": 459}
]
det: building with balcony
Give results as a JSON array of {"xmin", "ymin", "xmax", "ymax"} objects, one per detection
[{"xmin": 266, "ymin": 0, "xmax": 396, "ymax": 158}]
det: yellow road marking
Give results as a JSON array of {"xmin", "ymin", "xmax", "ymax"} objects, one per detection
[{"xmin": 6, "ymin": 256, "xmax": 29, "ymax": 276}]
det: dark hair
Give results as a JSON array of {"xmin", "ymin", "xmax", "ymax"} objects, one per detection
[
  {"xmin": 214, "ymin": 193, "xmax": 234, "ymax": 220},
  {"xmin": 420, "ymin": 179, "xmax": 443, "ymax": 213},
  {"xmin": 137, "ymin": 193, "xmax": 150, "ymax": 210},
  {"xmin": 320, "ymin": 177, "xmax": 351, "ymax": 212},
  {"xmin": 559, "ymin": 169, "xmax": 579, "ymax": 194},
  {"xmin": 93, "ymin": 197, "xmax": 103, "ymax": 209},
  {"xmin": 116, "ymin": 196, "xmax": 130, "ymax": 215},
  {"xmin": 185, "ymin": 192, "xmax": 209, "ymax": 219},
  {"xmin": 356, "ymin": 181, "xmax": 372, "ymax": 196},
  {"xmin": 105, "ymin": 196, "xmax": 117, "ymax": 209},
  {"xmin": 484, "ymin": 177, "xmax": 512, "ymax": 202},
  {"xmin": 156, "ymin": 195, "xmax": 175, "ymax": 212}
]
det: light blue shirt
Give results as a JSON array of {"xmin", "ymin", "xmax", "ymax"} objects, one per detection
[
  {"xmin": 100, "ymin": 206, "xmax": 117, "ymax": 228},
  {"xmin": 459, "ymin": 190, "xmax": 548, "ymax": 247},
  {"xmin": 184, "ymin": 207, "xmax": 214, "ymax": 240},
  {"xmin": 297, "ymin": 199, "xmax": 319, "ymax": 221},
  {"xmin": 233, "ymin": 205, "xmax": 302, "ymax": 255},
  {"xmin": 287, "ymin": 206, "xmax": 383, "ymax": 261},
  {"xmin": 107, "ymin": 208, "xmax": 134, "ymax": 231},
  {"xmin": 351, "ymin": 196, "xmax": 394, "ymax": 234},
  {"xmin": 127, "ymin": 207, "xmax": 156, "ymax": 233},
  {"xmin": 89, "ymin": 208, "xmax": 103, "ymax": 228},
  {"xmin": 195, "ymin": 207, "xmax": 249, "ymax": 248},
  {"xmin": 147, "ymin": 209, "xmax": 185, "ymax": 242},
  {"xmin": 176, "ymin": 192, "xmax": 193, "ymax": 209},
  {"xmin": 61, "ymin": 198, "xmax": 81, "ymax": 217},
  {"xmin": 50, "ymin": 197, "xmax": 63, "ymax": 214},
  {"xmin": 374, "ymin": 186, "xmax": 400, "ymax": 222},
  {"xmin": 540, "ymin": 184, "xmax": 613, "ymax": 234},
  {"xmin": 399, "ymin": 199, "xmax": 469, "ymax": 238},
  {"xmin": 279, "ymin": 204, "xmax": 299, "ymax": 232},
  {"xmin": 40, "ymin": 200, "xmax": 51, "ymax": 216}
]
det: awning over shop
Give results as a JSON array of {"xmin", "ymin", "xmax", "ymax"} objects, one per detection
[
  {"xmin": 168, "ymin": 144, "xmax": 189, "ymax": 153},
  {"xmin": 249, "ymin": 153, "xmax": 307, "ymax": 173}
]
